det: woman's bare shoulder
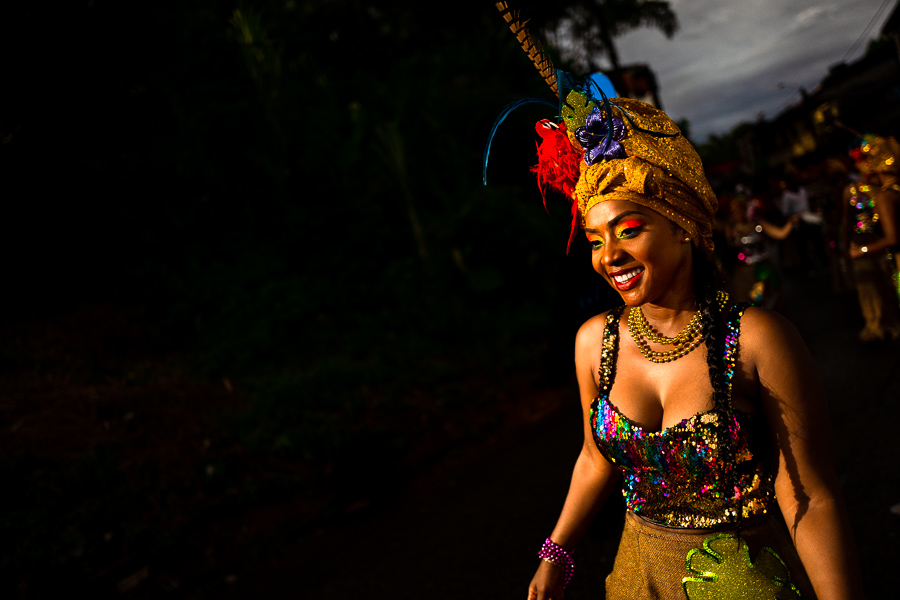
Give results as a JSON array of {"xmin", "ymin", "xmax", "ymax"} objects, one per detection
[
  {"xmin": 737, "ymin": 306, "xmax": 810, "ymax": 368},
  {"xmin": 576, "ymin": 311, "xmax": 613, "ymax": 348}
]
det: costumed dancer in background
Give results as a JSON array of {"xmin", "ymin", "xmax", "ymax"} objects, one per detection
[
  {"xmin": 484, "ymin": 5, "xmax": 863, "ymax": 599},
  {"xmin": 844, "ymin": 135, "xmax": 900, "ymax": 342},
  {"xmin": 725, "ymin": 190, "xmax": 796, "ymax": 309}
]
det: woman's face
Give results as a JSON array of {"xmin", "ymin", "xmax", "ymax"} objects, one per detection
[{"xmin": 584, "ymin": 199, "xmax": 694, "ymax": 307}]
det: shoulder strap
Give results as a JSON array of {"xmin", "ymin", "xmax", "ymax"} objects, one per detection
[
  {"xmin": 722, "ymin": 301, "xmax": 752, "ymax": 389},
  {"xmin": 598, "ymin": 305, "xmax": 625, "ymax": 396}
]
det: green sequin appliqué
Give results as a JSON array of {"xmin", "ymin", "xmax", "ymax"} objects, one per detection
[
  {"xmin": 561, "ymin": 90, "xmax": 595, "ymax": 133},
  {"xmin": 682, "ymin": 534, "xmax": 803, "ymax": 600}
]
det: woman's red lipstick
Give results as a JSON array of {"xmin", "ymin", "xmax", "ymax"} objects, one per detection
[{"xmin": 609, "ymin": 267, "xmax": 644, "ymax": 291}]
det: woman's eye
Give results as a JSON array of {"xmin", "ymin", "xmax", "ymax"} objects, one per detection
[
  {"xmin": 590, "ymin": 239, "xmax": 604, "ymax": 250},
  {"xmin": 616, "ymin": 220, "xmax": 645, "ymax": 239}
]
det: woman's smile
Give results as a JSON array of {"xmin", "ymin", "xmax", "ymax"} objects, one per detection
[
  {"xmin": 584, "ymin": 200, "xmax": 693, "ymax": 306},
  {"xmin": 609, "ymin": 266, "xmax": 645, "ymax": 290}
]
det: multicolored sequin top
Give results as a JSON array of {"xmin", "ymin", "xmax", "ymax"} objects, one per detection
[
  {"xmin": 590, "ymin": 303, "xmax": 776, "ymax": 529},
  {"xmin": 848, "ymin": 182, "xmax": 882, "ymax": 241}
]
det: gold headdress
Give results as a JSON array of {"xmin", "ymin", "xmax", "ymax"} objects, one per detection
[
  {"xmin": 486, "ymin": 3, "xmax": 717, "ymax": 255},
  {"xmin": 563, "ymin": 92, "xmax": 718, "ymax": 255}
]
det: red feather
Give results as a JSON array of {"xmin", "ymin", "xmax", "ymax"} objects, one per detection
[{"xmin": 530, "ymin": 120, "xmax": 583, "ymax": 253}]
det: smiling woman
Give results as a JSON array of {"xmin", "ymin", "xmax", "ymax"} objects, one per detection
[
  {"xmin": 585, "ymin": 202, "xmax": 693, "ymax": 303},
  {"xmin": 487, "ymin": 71, "xmax": 865, "ymax": 599}
]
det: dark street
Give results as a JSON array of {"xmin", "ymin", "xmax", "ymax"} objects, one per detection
[{"xmin": 210, "ymin": 272, "xmax": 900, "ymax": 599}]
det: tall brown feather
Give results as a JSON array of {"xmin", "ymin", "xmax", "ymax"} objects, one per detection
[{"xmin": 494, "ymin": 1, "xmax": 557, "ymax": 95}]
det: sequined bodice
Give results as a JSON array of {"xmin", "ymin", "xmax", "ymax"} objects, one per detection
[
  {"xmin": 589, "ymin": 304, "xmax": 775, "ymax": 529},
  {"xmin": 849, "ymin": 182, "xmax": 882, "ymax": 240}
]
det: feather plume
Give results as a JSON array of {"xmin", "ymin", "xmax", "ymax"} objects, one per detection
[
  {"xmin": 483, "ymin": 97, "xmax": 557, "ymax": 185},
  {"xmin": 495, "ymin": 2, "xmax": 557, "ymax": 95},
  {"xmin": 530, "ymin": 120, "xmax": 583, "ymax": 253}
]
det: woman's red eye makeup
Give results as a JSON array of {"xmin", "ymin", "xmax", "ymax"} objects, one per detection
[{"xmin": 616, "ymin": 218, "xmax": 645, "ymax": 238}]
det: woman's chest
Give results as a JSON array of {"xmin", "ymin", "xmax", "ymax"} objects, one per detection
[{"xmin": 602, "ymin": 341, "xmax": 758, "ymax": 432}]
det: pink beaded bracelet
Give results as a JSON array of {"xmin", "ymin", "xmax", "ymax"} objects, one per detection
[{"xmin": 537, "ymin": 537, "xmax": 574, "ymax": 588}]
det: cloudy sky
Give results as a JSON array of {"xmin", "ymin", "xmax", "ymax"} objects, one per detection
[{"xmin": 610, "ymin": 0, "xmax": 897, "ymax": 140}]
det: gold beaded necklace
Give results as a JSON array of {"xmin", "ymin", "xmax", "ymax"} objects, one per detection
[
  {"xmin": 628, "ymin": 306, "xmax": 703, "ymax": 345},
  {"xmin": 627, "ymin": 306, "xmax": 705, "ymax": 363}
]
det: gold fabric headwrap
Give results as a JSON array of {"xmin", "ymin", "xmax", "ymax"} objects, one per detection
[
  {"xmin": 562, "ymin": 94, "xmax": 718, "ymax": 255},
  {"xmin": 860, "ymin": 135, "xmax": 900, "ymax": 175}
]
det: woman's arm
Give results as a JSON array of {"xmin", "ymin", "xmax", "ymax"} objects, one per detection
[
  {"xmin": 758, "ymin": 216, "xmax": 797, "ymax": 240},
  {"xmin": 741, "ymin": 308, "xmax": 864, "ymax": 600},
  {"xmin": 850, "ymin": 188, "xmax": 899, "ymax": 258},
  {"xmin": 528, "ymin": 314, "xmax": 621, "ymax": 600}
]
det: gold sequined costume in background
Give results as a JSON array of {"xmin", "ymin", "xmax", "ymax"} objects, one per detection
[{"xmin": 846, "ymin": 181, "xmax": 900, "ymax": 341}]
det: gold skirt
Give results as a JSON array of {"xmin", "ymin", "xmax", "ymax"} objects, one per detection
[{"xmin": 605, "ymin": 511, "xmax": 816, "ymax": 599}]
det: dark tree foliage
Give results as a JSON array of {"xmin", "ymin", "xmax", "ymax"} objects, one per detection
[
  {"xmin": 3, "ymin": 0, "xmax": 573, "ymax": 368},
  {"xmin": 516, "ymin": 0, "xmax": 678, "ymax": 74},
  {"xmin": 2, "ymin": 2, "xmax": 623, "ymax": 590}
]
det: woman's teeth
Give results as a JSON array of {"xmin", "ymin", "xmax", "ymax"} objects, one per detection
[{"xmin": 613, "ymin": 268, "xmax": 644, "ymax": 283}]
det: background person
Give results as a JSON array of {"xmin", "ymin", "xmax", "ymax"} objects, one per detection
[{"xmin": 844, "ymin": 135, "xmax": 900, "ymax": 341}]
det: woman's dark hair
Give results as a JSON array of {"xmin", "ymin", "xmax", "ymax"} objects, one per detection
[{"xmin": 692, "ymin": 245, "xmax": 745, "ymax": 538}]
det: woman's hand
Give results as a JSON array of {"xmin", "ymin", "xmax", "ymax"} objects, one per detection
[
  {"xmin": 521, "ymin": 313, "xmax": 621, "ymax": 600},
  {"xmin": 527, "ymin": 560, "xmax": 566, "ymax": 600},
  {"xmin": 848, "ymin": 242, "xmax": 864, "ymax": 259}
]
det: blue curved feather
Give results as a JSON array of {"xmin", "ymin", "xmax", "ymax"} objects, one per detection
[
  {"xmin": 616, "ymin": 107, "xmax": 681, "ymax": 139},
  {"xmin": 585, "ymin": 75, "xmax": 617, "ymax": 155},
  {"xmin": 483, "ymin": 97, "xmax": 558, "ymax": 185}
]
